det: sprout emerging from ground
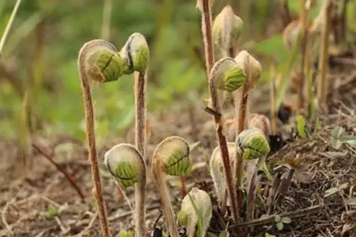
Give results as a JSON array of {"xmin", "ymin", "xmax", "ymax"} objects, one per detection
[
  {"xmin": 77, "ymin": 33, "xmax": 149, "ymax": 237},
  {"xmin": 78, "ymin": 39, "xmax": 127, "ymax": 237},
  {"xmin": 233, "ymin": 51, "xmax": 261, "ymax": 212},
  {"xmin": 120, "ymin": 33, "xmax": 149, "ymax": 157},
  {"xmin": 208, "ymin": 57, "xmax": 246, "ymax": 223},
  {"xmin": 212, "ymin": 5, "xmax": 243, "ymax": 57},
  {"xmin": 177, "ymin": 188, "xmax": 212, "ymax": 237},
  {"xmin": 234, "ymin": 50, "xmax": 262, "ymax": 134},
  {"xmin": 209, "ymin": 142, "xmax": 236, "ymax": 212},
  {"xmin": 151, "ymin": 136, "xmax": 192, "ymax": 237},
  {"xmin": 104, "ymin": 144, "xmax": 146, "ymax": 237},
  {"xmin": 236, "ymin": 128, "xmax": 270, "ymax": 221}
]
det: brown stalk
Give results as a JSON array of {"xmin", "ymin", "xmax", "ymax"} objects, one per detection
[
  {"xmin": 133, "ymin": 71, "xmax": 147, "ymax": 237},
  {"xmin": 200, "ymin": 0, "xmax": 215, "ymax": 78},
  {"xmin": 78, "ymin": 41, "xmax": 111, "ymax": 237},
  {"xmin": 32, "ymin": 143, "xmax": 85, "ymax": 202},
  {"xmin": 197, "ymin": 0, "xmax": 215, "ymax": 202},
  {"xmin": 209, "ymin": 68, "xmax": 239, "ymax": 223},
  {"xmin": 235, "ymin": 57, "xmax": 251, "ymax": 197},
  {"xmin": 317, "ymin": 0, "xmax": 332, "ymax": 114}
]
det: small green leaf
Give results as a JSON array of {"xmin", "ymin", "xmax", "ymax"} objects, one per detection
[
  {"xmin": 296, "ymin": 115, "xmax": 307, "ymax": 139},
  {"xmin": 274, "ymin": 215, "xmax": 281, "ymax": 223},
  {"xmin": 281, "ymin": 217, "xmax": 292, "ymax": 224},
  {"xmin": 331, "ymin": 126, "xmax": 345, "ymax": 139},
  {"xmin": 276, "ymin": 222, "xmax": 284, "ymax": 231},
  {"xmin": 345, "ymin": 139, "xmax": 356, "ymax": 148}
]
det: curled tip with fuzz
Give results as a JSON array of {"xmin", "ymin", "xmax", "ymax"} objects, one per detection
[
  {"xmin": 177, "ymin": 188, "xmax": 212, "ymax": 237},
  {"xmin": 120, "ymin": 32, "xmax": 149, "ymax": 74},
  {"xmin": 212, "ymin": 5, "xmax": 243, "ymax": 52},
  {"xmin": 79, "ymin": 39, "xmax": 126, "ymax": 83},
  {"xmin": 209, "ymin": 142, "xmax": 236, "ymax": 207},
  {"xmin": 104, "ymin": 143, "xmax": 145, "ymax": 188},
  {"xmin": 236, "ymin": 127, "xmax": 270, "ymax": 160},
  {"xmin": 248, "ymin": 114, "xmax": 272, "ymax": 139},
  {"xmin": 210, "ymin": 57, "xmax": 246, "ymax": 93},
  {"xmin": 152, "ymin": 136, "xmax": 192, "ymax": 176},
  {"xmin": 152, "ymin": 136, "xmax": 192, "ymax": 237},
  {"xmin": 234, "ymin": 50, "xmax": 261, "ymax": 88}
]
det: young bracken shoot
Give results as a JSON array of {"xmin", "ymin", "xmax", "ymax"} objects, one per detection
[
  {"xmin": 212, "ymin": 5, "xmax": 243, "ymax": 58},
  {"xmin": 78, "ymin": 39, "xmax": 125, "ymax": 237},
  {"xmin": 236, "ymin": 128, "xmax": 270, "ymax": 221},
  {"xmin": 234, "ymin": 50, "xmax": 262, "ymax": 134},
  {"xmin": 177, "ymin": 187, "xmax": 212, "ymax": 237},
  {"xmin": 209, "ymin": 142, "xmax": 236, "ymax": 212},
  {"xmin": 118, "ymin": 33, "xmax": 149, "ymax": 159},
  {"xmin": 233, "ymin": 50, "xmax": 262, "ymax": 208},
  {"xmin": 104, "ymin": 144, "xmax": 146, "ymax": 237},
  {"xmin": 77, "ymin": 32, "xmax": 149, "ymax": 237},
  {"xmin": 151, "ymin": 136, "xmax": 193, "ymax": 237},
  {"xmin": 208, "ymin": 57, "xmax": 246, "ymax": 223}
]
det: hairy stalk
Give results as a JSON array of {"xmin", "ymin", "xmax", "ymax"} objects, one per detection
[
  {"xmin": 152, "ymin": 136, "xmax": 192, "ymax": 237},
  {"xmin": 212, "ymin": 5, "xmax": 243, "ymax": 58},
  {"xmin": 120, "ymin": 32, "xmax": 149, "ymax": 156},
  {"xmin": 208, "ymin": 58, "xmax": 246, "ymax": 223},
  {"xmin": 78, "ymin": 40, "xmax": 122, "ymax": 237},
  {"xmin": 233, "ymin": 51, "xmax": 261, "ymax": 209},
  {"xmin": 317, "ymin": 0, "xmax": 332, "ymax": 114},
  {"xmin": 178, "ymin": 188, "xmax": 213, "ymax": 237},
  {"xmin": 209, "ymin": 142, "xmax": 236, "ymax": 213},
  {"xmin": 197, "ymin": 0, "xmax": 215, "ymax": 79},
  {"xmin": 105, "ymin": 144, "xmax": 146, "ymax": 237},
  {"xmin": 134, "ymin": 72, "xmax": 146, "ymax": 157},
  {"xmin": 235, "ymin": 128, "xmax": 270, "ymax": 222},
  {"xmin": 134, "ymin": 72, "xmax": 147, "ymax": 237}
]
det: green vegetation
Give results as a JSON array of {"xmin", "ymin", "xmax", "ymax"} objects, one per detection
[
  {"xmin": 1, "ymin": 0, "xmax": 356, "ymax": 237},
  {"xmin": 1, "ymin": 0, "xmax": 355, "ymax": 141}
]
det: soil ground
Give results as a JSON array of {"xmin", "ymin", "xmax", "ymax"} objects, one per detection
[{"xmin": 1, "ymin": 57, "xmax": 356, "ymax": 237}]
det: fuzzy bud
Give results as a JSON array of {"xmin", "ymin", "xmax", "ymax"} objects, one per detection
[
  {"xmin": 104, "ymin": 143, "xmax": 145, "ymax": 187},
  {"xmin": 236, "ymin": 127, "xmax": 270, "ymax": 160},
  {"xmin": 177, "ymin": 187, "xmax": 212, "ymax": 237},
  {"xmin": 234, "ymin": 50, "xmax": 261, "ymax": 89},
  {"xmin": 82, "ymin": 39, "xmax": 126, "ymax": 83},
  {"xmin": 152, "ymin": 136, "xmax": 192, "ymax": 176},
  {"xmin": 211, "ymin": 57, "xmax": 246, "ymax": 93},
  {"xmin": 212, "ymin": 5, "xmax": 243, "ymax": 52},
  {"xmin": 209, "ymin": 142, "xmax": 236, "ymax": 207},
  {"xmin": 120, "ymin": 33, "xmax": 149, "ymax": 74}
]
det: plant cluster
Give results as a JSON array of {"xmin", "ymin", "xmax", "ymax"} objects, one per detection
[{"xmin": 75, "ymin": 1, "xmax": 345, "ymax": 237}]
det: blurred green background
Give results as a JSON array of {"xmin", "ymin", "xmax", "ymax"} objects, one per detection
[{"xmin": 0, "ymin": 0, "xmax": 355, "ymax": 141}]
